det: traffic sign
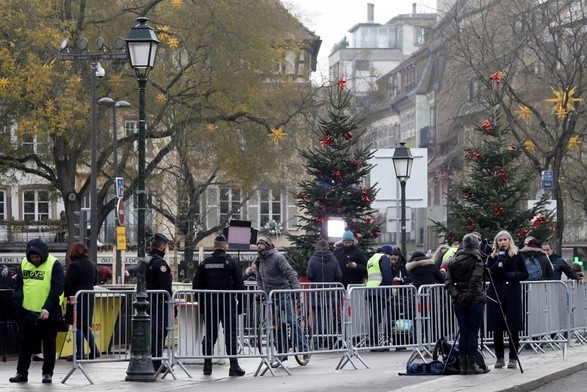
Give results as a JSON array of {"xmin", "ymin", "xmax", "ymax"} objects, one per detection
[
  {"xmin": 115, "ymin": 177, "xmax": 124, "ymax": 199},
  {"xmin": 116, "ymin": 226, "xmax": 127, "ymax": 251},
  {"xmin": 116, "ymin": 198, "xmax": 125, "ymax": 225},
  {"xmin": 541, "ymin": 170, "xmax": 554, "ymax": 190}
]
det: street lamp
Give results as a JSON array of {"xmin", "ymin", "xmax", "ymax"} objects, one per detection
[
  {"xmin": 392, "ymin": 142, "xmax": 414, "ymax": 257},
  {"xmin": 125, "ymin": 16, "xmax": 159, "ymax": 382},
  {"xmin": 97, "ymin": 97, "xmax": 131, "ymax": 284}
]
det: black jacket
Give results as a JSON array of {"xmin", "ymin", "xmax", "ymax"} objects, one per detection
[
  {"xmin": 333, "ymin": 244, "xmax": 368, "ymax": 287},
  {"xmin": 64, "ymin": 256, "xmax": 98, "ymax": 297},
  {"xmin": 405, "ymin": 255, "xmax": 444, "ymax": 288},
  {"xmin": 549, "ymin": 253, "xmax": 581, "ymax": 281},
  {"xmin": 445, "ymin": 248, "xmax": 486, "ymax": 304},
  {"xmin": 146, "ymin": 249, "xmax": 173, "ymax": 295},
  {"xmin": 193, "ymin": 250, "xmax": 245, "ymax": 291},
  {"xmin": 519, "ymin": 246, "xmax": 554, "ymax": 280}
]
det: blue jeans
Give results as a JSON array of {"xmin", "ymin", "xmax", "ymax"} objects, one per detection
[
  {"xmin": 273, "ymin": 296, "xmax": 308, "ymax": 353},
  {"xmin": 454, "ymin": 301, "xmax": 484, "ymax": 356}
]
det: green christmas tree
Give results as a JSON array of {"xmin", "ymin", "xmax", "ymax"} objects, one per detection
[
  {"xmin": 433, "ymin": 104, "xmax": 555, "ymax": 246},
  {"xmin": 286, "ymin": 78, "xmax": 381, "ymax": 274}
]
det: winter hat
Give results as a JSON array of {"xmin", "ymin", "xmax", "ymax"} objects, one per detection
[
  {"xmin": 379, "ymin": 245, "xmax": 394, "ymax": 255},
  {"xmin": 342, "ymin": 230, "xmax": 354, "ymax": 241},
  {"xmin": 315, "ymin": 239, "xmax": 330, "ymax": 251},
  {"xmin": 26, "ymin": 238, "xmax": 48, "ymax": 262},
  {"xmin": 256, "ymin": 236, "xmax": 273, "ymax": 248},
  {"xmin": 494, "ymin": 230, "xmax": 513, "ymax": 245},
  {"xmin": 462, "ymin": 233, "xmax": 480, "ymax": 250},
  {"xmin": 409, "ymin": 251, "xmax": 427, "ymax": 262},
  {"xmin": 151, "ymin": 233, "xmax": 170, "ymax": 249},
  {"xmin": 527, "ymin": 238, "xmax": 542, "ymax": 249},
  {"xmin": 214, "ymin": 234, "xmax": 228, "ymax": 249}
]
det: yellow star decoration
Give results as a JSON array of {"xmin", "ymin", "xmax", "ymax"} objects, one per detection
[
  {"xmin": 524, "ymin": 139, "xmax": 536, "ymax": 152},
  {"xmin": 172, "ymin": 0, "xmax": 182, "ymax": 8},
  {"xmin": 167, "ymin": 37, "xmax": 180, "ymax": 49},
  {"xmin": 0, "ymin": 77, "xmax": 9, "ymax": 89},
  {"xmin": 517, "ymin": 105, "xmax": 531, "ymax": 121},
  {"xmin": 568, "ymin": 136, "xmax": 581, "ymax": 150},
  {"xmin": 157, "ymin": 25, "xmax": 171, "ymax": 42},
  {"xmin": 545, "ymin": 87, "xmax": 583, "ymax": 118},
  {"xmin": 271, "ymin": 127, "xmax": 286, "ymax": 143},
  {"xmin": 109, "ymin": 74, "xmax": 124, "ymax": 88},
  {"xmin": 204, "ymin": 123, "xmax": 216, "ymax": 133},
  {"xmin": 156, "ymin": 93, "xmax": 167, "ymax": 103}
]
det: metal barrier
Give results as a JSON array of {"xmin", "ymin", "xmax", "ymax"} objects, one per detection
[
  {"xmin": 569, "ymin": 280, "xmax": 587, "ymax": 344},
  {"xmin": 0, "ymin": 289, "xmax": 19, "ymax": 360}
]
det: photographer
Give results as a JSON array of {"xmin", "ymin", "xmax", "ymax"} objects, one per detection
[{"xmin": 486, "ymin": 230, "xmax": 528, "ymax": 370}]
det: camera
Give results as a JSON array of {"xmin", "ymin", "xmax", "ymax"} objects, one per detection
[{"xmin": 95, "ymin": 62, "xmax": 105, "ymax": 79}]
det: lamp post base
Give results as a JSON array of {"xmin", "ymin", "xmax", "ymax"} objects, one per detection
[{"xmin": 125, "ymin": 357, "xmax": 156, "ymax": 382}]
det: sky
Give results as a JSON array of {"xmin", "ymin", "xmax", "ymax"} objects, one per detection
[{"xmin": 281, "ymin": 0, "xmax": 438, "ymax": 82}]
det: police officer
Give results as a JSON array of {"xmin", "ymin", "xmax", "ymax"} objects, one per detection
[
  {"xmin": 146, "ymin": 233, "xmax": 172, "ymax": 373},
  {"xmin": 193, "ymin": 234, "xmax": 245, "ymax": 377}
]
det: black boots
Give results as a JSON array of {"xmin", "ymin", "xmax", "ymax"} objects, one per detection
[
  {"xmin": 459, "ymin": 356, "xmax": 467, "ymax": 375},
  {"xmin": 203, "ymin": 359, "xmax": 212, "ymax": 375},
  {"xmin": 9, "ymin": 373, "xmax": 28, "ymax": 383},
  {"xmin": 228, "ymin": 359, "xmax": 245, "ymax": 377},
  {"xmin": 467, "ymin": 356, "xmax": 489, "ymax": 374}
]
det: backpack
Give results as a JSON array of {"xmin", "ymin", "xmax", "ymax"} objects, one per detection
[
  {"xmin": 524, "ymin": 256, "xmax": 543, "ymax": 281},
  {"xmin": 404, "ymin": 360, "xmax": 447, "ymax": 375}
]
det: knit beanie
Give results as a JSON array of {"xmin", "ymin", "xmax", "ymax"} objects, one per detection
[
  {"xmin": 214, "ymin": 234, "xmax": 228, "ymax": 249},
  {"xmin": 256, "ymin": 236, "xmax": 273, "ymax": 248},
  {"xmin": 462, "ymin": 233, "xmax": 480, "ymax": 250},
  {"xmin": 342, "ymin": 230, "xmax": 354, "ymax": 241},
  {"xmin": 315, "ymin": 239, "xmax": 330, "ymax": 251},
  {"xmin": 379, "ymin": 245, "xmax": 394, "ymax": 255}
]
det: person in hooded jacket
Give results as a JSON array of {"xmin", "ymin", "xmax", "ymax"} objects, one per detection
[
  {"xmin": 445, "ymin": 233, "xmax": 489, "ymax": 375},
  {"xmin": 519, "ymin": 238, "xmax": 554, "ymax": 280},
  {"xmin": 307, "ymin": 239, "xmax": 343, "ymax": 348},
  {"xmin": 64, "ymin": 242, "xmax": 99, "ymax": 360},
  {"xmin": 486, "ymin": 230, "xmax": 528, "ymax": 370},
  {"xmin": 405, "ymin": 251, "xmax": 445, "ymax": 288},
  {"xmin": 10, "ymin": 239, "xmax": 64, "ymax": 384}
]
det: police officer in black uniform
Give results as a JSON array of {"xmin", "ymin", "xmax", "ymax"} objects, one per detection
[
  {"xmin": 193, "ymin": 234, "xmax": 245, "ymax": 377},
  {"xmin": 146, "ymin": 233, "xmax": 172, "ymax": 373}
]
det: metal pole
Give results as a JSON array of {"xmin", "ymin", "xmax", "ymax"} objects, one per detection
[
  {"xmin": 125, "ymin": 74, "xmax": 155, "ymax": 381},
  {"xmin": 400, "ymin": 179, "xmax": 407, "ymax": 256},
  {"xmin": 113, "ymin": 105, "xmax": 122, "ymax": 284},
  {"xmin": 89, "ymin": 63, "xmax": 98, "ymax": 264}
]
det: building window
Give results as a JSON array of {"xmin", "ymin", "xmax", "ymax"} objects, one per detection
[
  {"xmin": 259, "ymin": 189, "xmax": 281, "ymax": 227},
  {"xmin": 0, "ymin": 190, "xmax": 5, "ymax": 220},
  {"xmin": 220, "ymin": 187, "xmax": 242, "ymax": 222},
  {"xmin": 414, "ymin": 27, "xmax": 426, "ymax": 45},
  {"xmin": 23, "ymin": 190, "xmax": 50, "ymax": 222},
  {"xmin": 401, "ymin": 109, "xmax": 416, "ymax": 140},
  {"xmin": 355, "ymin": 60, "xmax": 370, "ymax": 72}
]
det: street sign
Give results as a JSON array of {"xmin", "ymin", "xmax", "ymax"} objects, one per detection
[
  {"xmin": 116, "ymin": 226, "xmax": 127, "ymax": 251},
  {"xmin": 116, "ymin": 199, "xmax": 125, "ymax": 225},
  {"xmin": 541, "ymin": 170, "xmax": 554, "ymax": 190},
  {"xmin": 115, "ymin": 177, "xmax": 124, "ymax": 199}
]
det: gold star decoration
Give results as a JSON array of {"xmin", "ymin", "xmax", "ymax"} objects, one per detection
[
  {"xmin": 517, "ymin": 105, "xmax": 531, "ymax": 121},
  {"xmin": 546, "ymin": 87, "xmax": 583, "ymax": 118},
  {"xmin": 204, "ymin": 123, "xmax": 216, "ymax": 132},
  {"xmin": 156, "ymin": 93, "xmax": 167, "ymax": 103},
  {"xmin": 172, "ymin": 0, "xmax": 183, "ymax": 8},
  {"xmin": 524, "ymin": 139, "xmax": 536, "ymax": 152},
  {"xmin": 157, "ymin": 25, "xmax": 171, "ymax": 42},
  {"xmin": 167, "ymin": 37, "xmax": 180, "ymax": 49},
  {"xmin": 270, "ymin": 127, "xmax": 286, "ymax": 143},
  {"xmin": 109, "ymin": 74, "xmax": 124, "ymax": 88},
  {"xmin": 568, "ymin": 135, "xmax": 581, "ymax": 150},
  {"xmin": 0, "ymin": 77, "xmax": 9, "ymax": 89}
]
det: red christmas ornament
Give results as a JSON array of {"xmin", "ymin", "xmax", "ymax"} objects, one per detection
[
  {"xmin": 350, "ymin": 158, "xmax": 361, "ymax": 168},
  {"xmin": 343, "ymin": 131, "xmax": 353, "ymax": 140},
  {"xmin": 320, "ymin": 137, "xmax": 334, "ymax": 146},
  {"xmin": 495, "ymin": 169, "xmax": 508, "ymax": 183},
  {"xmin": 466, "ymin": 218, "xmax": 475, "ymax": 233},
  {"xmin": 531, "ymin": 213, "xmax": 545, "ymax": 227},
  {"xmin": 516, "ymin": 228, "xmax": 530, "ymax": 238},
  {"xmin": 481, "ymin": 118, "xmax": 493, "ymax": 132},
  {"xmin": 333, "ymin": 169, "xmax": 342, "ymax": 182},
  {"xmin": 355, "ymin": 232, "xmax": 362, "ymax": 239},
  {"xmin": 338, "ymin": 76, "xmax": 347, "ymax": 89},
  {"xmin": 360, "ymin": 188, "xmax": 371, "ymax": 202},
  {"xmin": 489, "ymin": 71, "xmax": 504, "ymax": 83},
  {"xmin": 315, "ymin": 216, "xmax": 327, "ymax": 223},
  {"xmin": 303, "ymin": 195, "xmax": 309, "ymax": 202},
  {"xmin": 465, "ymin": 149, "xmax": 481, "ymax": 162},
  {"xmin": 365, "ymin": 218, "xmax": 375, "ymax": 225},
  {"xmin": 494, "ymin": 205, "xmax": 506, "ymax": 216}
]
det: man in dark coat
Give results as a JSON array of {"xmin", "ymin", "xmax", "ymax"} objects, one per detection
[
  {"xmin": 193, "ymin": 234, "xmax": 246, "ymax": 376},
  {"xmin": 405, "ymin": 251, "xmax": 445, "ymax": 288},
  {"xmin": 333, "ymin": 229, "xmax": 367, "ymax": 288},
  {"xmin": 542, "ymin": 242, "xmax": 584, "ymax": 283},
  {"xmin": 146, "ymin": 233, "xmax": 173, "ymax": 373}
]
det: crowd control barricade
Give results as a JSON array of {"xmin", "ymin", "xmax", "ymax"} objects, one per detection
[
  {"xmin": 569, "ymin": 280, "xmax": 587, "ymax": 344},
  {"xmin": 172, "ymin": 289, "xmax": 266, "ymax": 378},
  {"xmin": 346, "ymin": 284, "xmax": 418, "ymax": 367},
  {"xmin": 0, "ymin": 289, "xmax": 19, "ymax": 360},
  {"xmin": 519, "ymin": 281, "xmax": 570, "ymax": 356}
]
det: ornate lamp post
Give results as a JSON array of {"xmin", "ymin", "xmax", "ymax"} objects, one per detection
[
  {"xmin": 97, "ymin": 97, "xmax": 131, "ymax": 284},
  {"xmin": 125, "ymin": 16, "xmax": 159, "ymax": 382},
  {"xmin": 392, "ymin": 142, "xmax": 414, "ymax": 257}
]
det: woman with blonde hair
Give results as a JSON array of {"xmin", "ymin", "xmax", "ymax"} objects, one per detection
[{"xmin": 486, "ymin": 230, "xmax": 528, "ymax": 370}]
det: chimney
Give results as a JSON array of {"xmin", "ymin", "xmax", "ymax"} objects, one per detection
[
  {"xmin": 367, "ymin": 3, "xmax": 374, "ymax": 23},
  {"xmin": 413, "ymin": 3, "xmax": 417, "ymax": 14}
]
